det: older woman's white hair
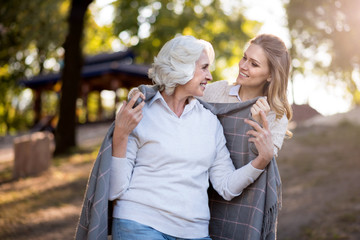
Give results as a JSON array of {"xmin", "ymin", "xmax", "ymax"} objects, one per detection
[{"xmin": 148, "ymin": 35, "xmax": 215, "ymax": 96}]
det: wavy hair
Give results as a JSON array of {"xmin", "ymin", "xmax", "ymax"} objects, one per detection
[
  {"xmin": 250, "ymin": 34, "xmax": 293, "ymax": 121},
  {"xmin": 250, "ymin": 34, "xmax": 293, "ymax": 137},
  {"xmin": 148, "ymin": 35, "xmax": 215, "ymax": 96}
]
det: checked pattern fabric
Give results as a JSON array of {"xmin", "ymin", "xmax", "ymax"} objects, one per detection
[
  {"xmin": 199, "ymin": 100, "xmax": 281, "ymax": 240},
  {"xmin": 75, "ymin": 123, "xmax": 115, "ymax": 240}
]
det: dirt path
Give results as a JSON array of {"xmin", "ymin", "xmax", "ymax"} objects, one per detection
[
  {"xmin": 277, "ymin": 123, "xmax": 360, "ymax": 239},
  {"xmin": 1, "ymin": 111, "xmax": 360, "ymax": 239}
]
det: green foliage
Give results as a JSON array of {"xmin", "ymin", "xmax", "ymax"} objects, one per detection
[
  {"xmin": 112, "ymin": 0, "xmax": 261, "ymax": 80},
  {"xmin": 0, "ymin": 0, "xmax": 68, "ymax": 74},
  {"xmin": 286, "ymin": 0, "xmax": 360, "ymax": 105},
  {"xmin": 83, "ymin": 12, "xmax": 116, "ymax": 54},
  {"xmin": 0, "ymin": 0, "xmax": 69, "ymax": 135}
]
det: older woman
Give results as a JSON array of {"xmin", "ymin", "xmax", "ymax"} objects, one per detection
[{"xmin": 109, "ymin": 35, "xmax": 273, "ymax": 240}]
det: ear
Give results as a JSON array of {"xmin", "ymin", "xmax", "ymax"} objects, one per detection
[{"xmin": 266, "ymin": 77, "xmax": 271, "ymax": 82}]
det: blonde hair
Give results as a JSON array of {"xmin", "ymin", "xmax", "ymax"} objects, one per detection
[
  {"xmin": 148, "ymin": 35, "xmax": 215, "ymax": 96},
  {"xmin": 250, "ymin": 34, "xmax": 293, "ymax": 136}
]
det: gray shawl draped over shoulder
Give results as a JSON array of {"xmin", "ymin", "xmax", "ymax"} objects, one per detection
[{"xmin": 75, "ymin": 85, "xmax": 281, "ymax": 240}]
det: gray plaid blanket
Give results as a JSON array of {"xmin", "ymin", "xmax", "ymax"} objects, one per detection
[
  {"xmin": 200, "ymin": 100, "xmax": 281, "ymax": 240},
  {"xmin": 75, "ymin": 122, "xmax": 115, "ymax": 240},
  {"xmin": 75, "ymin": 86, "xmax": 281, "ymax": 240}
]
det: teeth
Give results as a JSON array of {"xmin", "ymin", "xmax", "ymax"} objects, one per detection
[{"xmin": 240, "ymin": 72, "xmax": 248, "ymax": 77}]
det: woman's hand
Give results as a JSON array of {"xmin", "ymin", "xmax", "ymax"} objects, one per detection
[
  {"xmin": 127, "ymin": 87, "xmax": 141, "ymax": 100},
  {"xmin": 251, "ymin": 97, "xmax": 270, "ymax": 125},
  {"xmin": 112, "ymin": 92, "xmax": 145, "ymax": 157},
  {"xmin": 245, "ymin": 110, "xmax": 274, "ymax": 170}
]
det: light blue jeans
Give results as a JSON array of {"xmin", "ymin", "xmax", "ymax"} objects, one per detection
[{"xmin": 112, "ymin": 218, "xmax": 212, "ymax": 240}]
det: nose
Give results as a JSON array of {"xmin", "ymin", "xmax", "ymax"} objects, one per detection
[
  {"xmin": 239, "ymin": 59, "xmax": 248, "ymax": 70},
  {"xmin": 206, "ymin": 69, "xmax": 212, "ymax": 81}
]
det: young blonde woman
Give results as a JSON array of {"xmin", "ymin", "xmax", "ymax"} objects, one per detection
[{"xmin": 200, "ymin": 34, "xmax": 292, "ymax": 157}]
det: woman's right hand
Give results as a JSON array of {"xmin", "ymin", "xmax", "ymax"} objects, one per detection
[
  {"xmin": 114, "ymin": 92, "xmax": 145, "ymax": 136},
  {"xmin": 128, "ymin": 87, "xmax": 141, "ymax": 100},
  {"xmin": 112, "ymin": 92, "xmax": 145, "ymax": 157},
  {"xmin": 245, "ymin": 110, "xmax": 274, "ymax": 170}
]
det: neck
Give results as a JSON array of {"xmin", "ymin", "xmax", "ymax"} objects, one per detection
[
  {"xmin": 239, "ymin": 86, "xmax": 264, "ymax": 101},
  {"xmin": 161, "ymin": 91, "xmax": 189, "ymax": 117}
]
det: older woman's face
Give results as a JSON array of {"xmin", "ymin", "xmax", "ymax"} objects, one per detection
[{"xmin": 179, "ymin": 50, "xmax": 212, "ymax": 97}]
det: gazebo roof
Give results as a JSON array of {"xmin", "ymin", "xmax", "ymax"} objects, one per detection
[{"xmin": 19, "ymin": 50, "xmax": 151, "ymax": 90}]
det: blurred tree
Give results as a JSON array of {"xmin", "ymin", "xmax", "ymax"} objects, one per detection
[
  {"xmin": 1, "ymin": 0, "xmax": 261, "ymax": 152},
  {"xmin": 286, "ymin": 0, "xmax": 360, "ymax": 105},
  {"xmin": 112, "ymin": 0, "xmax": 260, "ymax": 80},
  {"xmin": 0, "ymin": 0, "xmax": 68, "ymax": 134},
  {"xmin": 54, "ymin": 0, "xmax": 93, "ymax": 154}
]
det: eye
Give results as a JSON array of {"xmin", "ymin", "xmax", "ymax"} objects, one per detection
[
  {"xmin": 251, "ymin": 62, "xmax": 259, "ymax": 67},
  {"xmin": 242, "ymin": 56, "xmax": 247, "ymax": 61}
]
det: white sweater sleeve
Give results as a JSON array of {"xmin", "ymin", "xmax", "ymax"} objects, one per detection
[
  {"xmin": 267, "ymin": 112, "xmax": 288, "ymax": 156},
  {"xmin": 108, "ymin": 134, "xmax": 138, "ymax": 201},
  {"xmin": 209, "ymin": 121, "xmax": 263, "ymax": 201},
  {"xmin": 108, "ymin": 156, "xmax": 134, "ymax": 200}
]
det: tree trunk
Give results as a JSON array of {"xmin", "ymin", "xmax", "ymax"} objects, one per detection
[{"xmin": 54, "ymin": 0, "xmax": 93, "ymax": 155}]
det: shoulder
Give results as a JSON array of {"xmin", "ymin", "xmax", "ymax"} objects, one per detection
[
  {"xmin": 208, "ymin": 80, "xmax": 229, "ymax": 88},
  {"xmin": 205, "ymin": 80, "xmax": 231, "ymax": 93},
  {"xmin": 201, "ymin": 80, "xmax": 232, "ymax": 102},
  {"xmin": 194, "ymin": 99, "xmax": 219, "ymax": 121}
]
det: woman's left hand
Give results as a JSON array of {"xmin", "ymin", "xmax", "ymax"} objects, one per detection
[
  {"xmin": 244, "ymin": 110, "xmax": 274, "ymax": 170},
  {"xmin": 251, "ymin": 97, "xmax": 270, "ymax": 125}
]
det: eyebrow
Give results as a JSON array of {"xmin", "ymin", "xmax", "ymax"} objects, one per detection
[{"xmin": 244, "ymin": 53, "xmax": 262, "ymax": 66}]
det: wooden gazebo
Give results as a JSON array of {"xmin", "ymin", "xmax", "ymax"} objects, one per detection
[{"xmin": 20, "ymin": 50, "xmax": 152, "ymax": 126}]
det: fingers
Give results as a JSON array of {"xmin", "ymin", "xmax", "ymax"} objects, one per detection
[
  {"xmin": 244, "ymin": 115, "xmax": 263, "ymax": 132},
  {"xmin": 114, "ymin": 100, "xmax": 143, "ymax": 136},
  {"xmin": 245, "ymin": 111, "xmax": 270, "ymax": 138},
  {"xmin": 115, "ymin": 101, "xmax": 127, "ymax": 119},
  {"xmin": 133, "ymin": 93, "xmax": 145, "ymax": 111},
  {"xmin": 128, "ymin": 88, "xmax": 141, "ymax": 100},
  {"xmin": 251, "ymin": 104, "xmax": 262, "ymax": 115},
  {"xmin": 254, "ymin": 97, "xmax": 270, "ymax": 112},
  {"xmin": 127, "ymin": 92, "xmax": 144, "ymax": 110},
  {"xmin": 259, "ymin": 110, "xmax": 269, "ymax": 130},
  {"xmin": 251, "ymin": 97, "xmax": 270, "ymax": 125}
]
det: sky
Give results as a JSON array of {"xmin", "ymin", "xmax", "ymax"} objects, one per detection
[{"xmin": 92, "ymin": 0, "xmax": 354, "ymax": 116}]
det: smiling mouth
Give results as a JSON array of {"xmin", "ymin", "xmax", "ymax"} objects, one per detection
[
  {"xmin": 200, "ymin": 82, "xmax": 207, "ymax": 87},
  {"xmin": 239, "ymin": 72, "xmax": 249, "ymax": 78}
]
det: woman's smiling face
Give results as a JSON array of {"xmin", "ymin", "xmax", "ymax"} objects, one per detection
[
  {"xmin": 178, "ymin": 50, "xmax": 212, "ymax": 97},
  {"xmin": 236, "ymin": 43, "xmax": 271, "ymax": 89}
]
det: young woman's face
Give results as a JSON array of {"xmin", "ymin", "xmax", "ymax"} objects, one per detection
[
  {"xmin": 236, "ymin": 44, "xmax": 271, "ymax": 89},
  {"xmin": 180, "ymin": 50, "xmax": 212, "ymax": 97}
]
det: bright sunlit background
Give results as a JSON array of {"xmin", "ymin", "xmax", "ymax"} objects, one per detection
[{"xmin": 92, "ymin": 0, "xmax": 354, "ymax": 116}]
